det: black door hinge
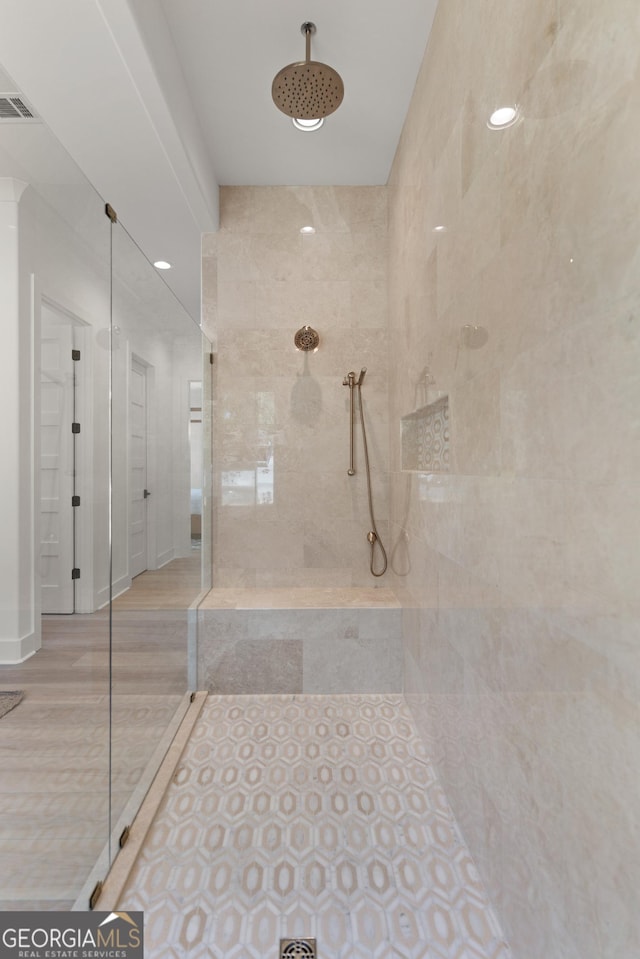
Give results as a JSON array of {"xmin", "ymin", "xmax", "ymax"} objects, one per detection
[
  {"xmin": 72, "ymin": 495, "xmax": 80, "ymax": 507},
  {"xmin": 72, "ymin": 349, "xmax": 81, "ymax": 361},
  {"xmin": 89, "ymin": 881, "xmax": 103, "ymax": 910},
  {"xmin": 72, "ymin": 568, "xmax": 80, "ymax": 580},
  {"xmin": 72, "ymin": 422, "xmax": 81, "ymax": 434}
]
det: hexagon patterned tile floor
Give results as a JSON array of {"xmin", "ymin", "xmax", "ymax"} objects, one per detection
[{"xmin": 118, "ymin": 695, "xmax": 511, "ymax": 959}]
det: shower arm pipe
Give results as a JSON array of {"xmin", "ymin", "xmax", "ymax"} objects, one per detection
[{"xmin": 304, "ymin": 22, "xmax": 312, "ymax": 61}]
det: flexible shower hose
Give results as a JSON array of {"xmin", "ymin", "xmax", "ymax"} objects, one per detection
[{"xmin": 356, "ymin": 381, "xmax": 388, "ymax": 577}]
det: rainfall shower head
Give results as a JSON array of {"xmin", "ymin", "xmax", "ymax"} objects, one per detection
[{"xmin": 272, "ymin": 22, "xmax": 344, "ymax": 120}]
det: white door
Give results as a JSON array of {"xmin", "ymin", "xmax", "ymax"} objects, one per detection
[
  {"xmin": 130, "ymin": 358, "xmax": 148, "ymax": 578},
  {"xmin": 40, "ymin": 310, "xmax": 75, "ymax": 613}
]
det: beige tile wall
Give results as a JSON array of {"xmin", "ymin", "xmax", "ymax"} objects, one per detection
[
  {"xmin": 388, "ymin": 1, "xmax": 640, "ymax": 957},
  {"xmin": 203, "ymin": 186, "xmax": 390, "ymax": 587},
  {"xmin": 197, "ymin": 601, "xmax": 402, "ymax": 695}
]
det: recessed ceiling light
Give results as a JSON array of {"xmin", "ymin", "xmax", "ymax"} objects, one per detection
[
  {"xmin": 292, "ymin": 117, "xmax": 324, "ymax": 132},
  {"xmin": 433, "ymin": 225, "xmax": 447, "ymax": 233},
  {"xmin": 300, "ymin": 225, "xmax": 316, "ymax": 235},
  {"xmin": 154, "ymin": 260, "xmax": 172, "ymax": 270},
  {"xmin": 487, "ymin": 105, "xmax": 519, "ymax": 130}
]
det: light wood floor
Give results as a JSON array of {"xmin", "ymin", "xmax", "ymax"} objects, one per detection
[
  {"xmin": 0, "ymin": 601, "xmax": 192, "ymax": 911},
  {"xmin": 112, "ymin": 553, "xmax": 204, "ymax": 610}
]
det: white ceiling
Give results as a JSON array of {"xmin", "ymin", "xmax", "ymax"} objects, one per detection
[
  {"xmin": 156, "ymin": 0, "xmax": 437, "ymax": 185},
  {"xmin": 0, "ymin": 0, "xmax": 438, "ymax": 320}
]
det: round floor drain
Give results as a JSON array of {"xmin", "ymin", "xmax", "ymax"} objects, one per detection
[{"xmin": 280, "ymin": 938, "xmax": 317, "ymax": 959}]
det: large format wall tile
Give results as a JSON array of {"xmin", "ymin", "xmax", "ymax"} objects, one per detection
[
  {"xmin": 388, "ymin": 0, "xmax": 640, "ymax": 956},
  {"xmin": 203, "ymin": 187, "xmax": 390, "ymax": 587}
]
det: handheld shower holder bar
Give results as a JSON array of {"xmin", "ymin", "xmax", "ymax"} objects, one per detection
[
  {"xmin": 343, "ymin": 368, "xmax": 366, "ymax": 475},
  {"xmin": 341, "ymin": 367, "xmax": 387, "ymax": 577}
]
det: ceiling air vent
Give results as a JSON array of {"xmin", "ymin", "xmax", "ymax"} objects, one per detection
[{"xmin": 0, "ymin": 94, "xmax": 39, "ymax": 122}]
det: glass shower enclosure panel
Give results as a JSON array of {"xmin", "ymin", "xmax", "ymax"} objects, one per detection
[
  {"xmin": 0, "ymin": 115, "xmax": 112, "ymax": 908},
  {"xmin": 0, "ymin": 66, "xmax": 211, "ymax": 904},
  {"xmin": 109, "ymin": 220, "xmax": 210, "ymax": 862}
]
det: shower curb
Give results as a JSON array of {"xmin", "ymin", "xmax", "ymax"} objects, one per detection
[{"xmin": 93, "ymin": 691, "xmax": 208, "ymax": 912}]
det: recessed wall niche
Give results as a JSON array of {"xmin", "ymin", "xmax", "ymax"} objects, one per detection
[{"xmin": 401, "ymin": 394, "xmax": 450, "ymax": 472}]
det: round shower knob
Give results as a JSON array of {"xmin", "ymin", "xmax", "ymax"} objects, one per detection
[{"xmin": 294, "ymin": 326, "xmax": 320, "ymax": 352}]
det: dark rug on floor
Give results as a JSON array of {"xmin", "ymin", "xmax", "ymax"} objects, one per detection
[{"xmin": 0, "ymin": 690, "xmax": 24, "ymax": 719}]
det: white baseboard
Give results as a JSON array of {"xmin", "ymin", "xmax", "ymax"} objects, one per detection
[
  {"xmin": 110, "ymin": 573, "xmax": 131, "ymax": 602},
  {"xmin": 156, "ymin": 548, "xmax": 175, "ymax": 569},
  {"xmin": 95, "ymin": 572, "xmax": 132, "ymax": 610},
  {"xmin": 0, "ymin": 630, "xmax": 41, "ymax": 665}
]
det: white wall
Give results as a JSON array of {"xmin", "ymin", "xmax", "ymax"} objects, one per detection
[
  {"xmin": 1, "ymin": 174, "xmax": 111, "ymax": 659},
  {"xmin": 110, "ymin": 278, "xmax": 203, "ymax": 599},
  {"xmin": 33, "ymin": 184, "xmax": 112, "ymax": 614},
  {"xmin": 0, "ymin": 158, "xmax": 203, "ymax": 661},
  {"xmin": 0, "ymin": 179, "xmax": 38, "ymax": 662}
]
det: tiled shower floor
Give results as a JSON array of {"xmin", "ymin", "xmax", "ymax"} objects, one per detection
[
  {"xmin": 118, "ymin": 695, "xmax": 511, "ymax": 959},
  {"xmin": 118, "ymin": 695, "xmax": 510, "ymax": 959}
]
